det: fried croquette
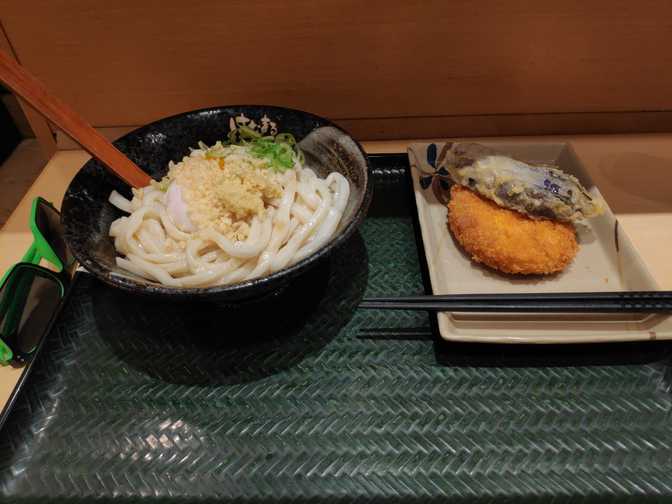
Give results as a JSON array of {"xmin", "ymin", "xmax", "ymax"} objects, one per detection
[{"xmin": 447, "ymin": 185, "xmax": 578, "ymax": 275}]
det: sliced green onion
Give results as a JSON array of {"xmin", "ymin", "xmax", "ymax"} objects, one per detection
[
  {"xmin": 238, "ymin": 125, "xmax": 262, "ymax": 141},
  {"xmin": 212, "ymin": 123, "xmax": 304, "ymax": 172},
  {"xmin": 275, "ymin": 133, "xmax": 296, "ymax": 146}
]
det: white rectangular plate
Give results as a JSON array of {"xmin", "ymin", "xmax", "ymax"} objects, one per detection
[{"xmin": 409, "ymin": 141, "xmax": 672, "ymax": 344}]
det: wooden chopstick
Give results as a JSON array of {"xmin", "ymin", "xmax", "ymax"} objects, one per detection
[
  {"xmin": 0, "ymin": 49, "xmax": 151, "ymax": 188},
  {"xmin": 359, "ymin": 291, "xmax": 672, "ymax": 313}
]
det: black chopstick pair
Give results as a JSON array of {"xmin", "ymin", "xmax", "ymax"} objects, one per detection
[{"xmin": 359, "ymin": 291, "xmax": 672, "ymax": 313}]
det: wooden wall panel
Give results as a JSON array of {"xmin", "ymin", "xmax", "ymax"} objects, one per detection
[
  {"xmin": 3, "ymin": 0, "xmax": 672, "ymax": 140},
  {"xmin": 51, "ymin": 111, "xmax": 672, "ymax": 148},
  {"xmin": 0, "ymin": 19, "xmax": 56, "ymax": 158}
]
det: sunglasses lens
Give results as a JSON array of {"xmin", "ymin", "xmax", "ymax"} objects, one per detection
[
  {"xmin": 0, "ymin": 266, "xmax": 62, "ymax": 362},
  {"xmin": 35, "ymin": 200, "xmax": 73, "ymax": 270}
]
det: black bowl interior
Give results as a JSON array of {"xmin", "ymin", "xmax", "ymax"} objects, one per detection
[{"xmin": 62, "ymin": 105, "xmax": 372, "ymax": 301}]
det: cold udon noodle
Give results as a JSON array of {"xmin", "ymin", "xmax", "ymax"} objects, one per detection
[{"xmin": 108, "ymin": 146, "xmax": 350, "ymax": 288}]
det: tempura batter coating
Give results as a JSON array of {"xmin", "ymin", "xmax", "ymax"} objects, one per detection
[
  {"xmin": 447, "ymin": 186, "xmax": 578, "ymax": 275},
  {"xmin": 436, "ymin": 142, "xmax": 602, "ymax": 222}
]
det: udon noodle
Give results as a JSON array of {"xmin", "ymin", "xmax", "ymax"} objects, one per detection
[{"xmin": 108, "ymin": 135, "xmax": 350, "ymax": 288}]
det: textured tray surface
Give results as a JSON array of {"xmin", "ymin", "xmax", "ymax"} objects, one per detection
[{"xmin": 2, "ymin": 155, "xmax": 672, "ymax": 502}]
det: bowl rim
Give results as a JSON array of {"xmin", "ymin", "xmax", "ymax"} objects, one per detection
[{"xmin": 63, "ymin": 104, "xmax": 373, "ymax": 298}]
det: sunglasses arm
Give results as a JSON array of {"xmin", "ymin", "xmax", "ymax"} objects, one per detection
[
  {"xmin": 0, "ymin": 339, "xmax": 12, "ymax": 363},
  {"xmin": 21, "ymin": 243, "xmax": 38, "ymax": 264}
]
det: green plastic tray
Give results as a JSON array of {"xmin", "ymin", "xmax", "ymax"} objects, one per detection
[{"xmin": 1, "ymin": 154, "xmax": 672, "ymax": 502}]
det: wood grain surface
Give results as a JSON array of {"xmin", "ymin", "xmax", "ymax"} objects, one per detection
[
  {"xmin": 0, "ymin": 48, "xmax": 150, "ymax": 187},
  {"xmin": 0, "ymin": 20, "xmax": 55, "ymax": 158},
  {"xmin": 2, "ymin": 0, "xmax": 672, "ymax": 140}
]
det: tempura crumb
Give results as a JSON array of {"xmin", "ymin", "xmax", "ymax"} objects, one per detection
[{"xmin": 164, "ymin": 146, "xmax": 282, "ymax": 240}]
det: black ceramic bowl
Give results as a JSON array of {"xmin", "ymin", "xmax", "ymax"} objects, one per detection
[{"xmin": 62, "ymin": 105, "xmax": 372, "ymax": 301}]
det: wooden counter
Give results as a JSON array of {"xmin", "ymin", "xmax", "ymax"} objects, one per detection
[{"xmin": 1, "ymin": 135, "xmax": 671, "ymax": 412}]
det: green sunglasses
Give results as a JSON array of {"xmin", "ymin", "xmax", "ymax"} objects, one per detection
[
  {"xmin": 0, "ymin": 198, "xmax": 73, "ymax": 364},
  {"xmin": 19, "ymin": 198, "xmax": 67, "ymax": 272}
]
